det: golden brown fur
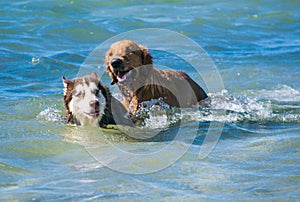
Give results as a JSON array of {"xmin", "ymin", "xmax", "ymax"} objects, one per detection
[{"xmin": 105, "ymin": 40, "xmax": 208, "ymax": 114}]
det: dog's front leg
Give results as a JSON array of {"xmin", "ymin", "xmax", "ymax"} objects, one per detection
[{"xmin": 128, "ymin": 95, "xmax": 139, "ymax": 115}]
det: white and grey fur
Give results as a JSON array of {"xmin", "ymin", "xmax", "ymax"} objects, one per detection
[{"xmin": 62, "ymin": 72, "xmax": 133, "ymax": 127}]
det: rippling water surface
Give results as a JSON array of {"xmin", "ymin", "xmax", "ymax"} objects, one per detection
[{"xmin": 1, "ymin": 0, "xmax": 299, "ymax": 201}]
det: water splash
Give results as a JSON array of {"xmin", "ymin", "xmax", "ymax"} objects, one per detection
[
  {"xmin": 132, "ymin": 88, "xmax": 300, "ymax": 128},
  {"xmin": 203, "ymin": 90, "xmax": 273, "ymax": 122},
  {"xmin": 30, "ymin": 57, "xmax": 40, "ymax": 65},
  {"xmin": 36, "ymin": 107, "xmax": 65, "ymax": 123},
  {"xmin": 37, "ymin": 87, "xmax": 300, "ymax": 128},
  {"xmin": 247, "ymin": 85, "xmax": 300, "ymax": 102},
  {"xmin": 133, "ymin": 98, "xmax": 181, "ymax": 129}
]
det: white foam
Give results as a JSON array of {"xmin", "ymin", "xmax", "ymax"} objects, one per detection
[
  {"xmin": 133, "ymin": 88, "xmax": 299, "ymax": 125},
  {"xmin": 247, "ymin": 85, "xmax": 300, "ymax": 102},
  {"xmin": 39, "ymin": 87, "xmax": 299, "ymax": 128},
  {"xmin": 36, "ymin": 107, "xmax": 65, "ymax": 123}
]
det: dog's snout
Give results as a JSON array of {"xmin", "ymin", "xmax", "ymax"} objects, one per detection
[
  {"xmin": 110, "ymin": 58, "xmax": 123, "ymax": 69},
  {"xmin": 89, "ymin": 100, "xmax": 99, "ymax": 107}
]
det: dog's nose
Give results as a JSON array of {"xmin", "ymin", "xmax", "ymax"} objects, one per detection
[
  {"xmin": 110, "ymin": 58, "xmax": 123, "ymax": 69},
  {"xmin": 89, "ymin": 100, "xmax": 99, "ymax": 107}
]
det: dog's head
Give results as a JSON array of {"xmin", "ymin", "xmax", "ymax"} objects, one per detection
[
  {"xmin": 105, "ymin": 40, "xmax": 153, "ymax": 85},
  {"xmin": 62, "ymin": 72, "xmax": 108, "ymax": 126}
]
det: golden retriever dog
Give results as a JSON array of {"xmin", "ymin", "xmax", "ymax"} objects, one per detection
[{"xmin": 105, "ymin": 40, "xmax": 208, "ymax": 115}]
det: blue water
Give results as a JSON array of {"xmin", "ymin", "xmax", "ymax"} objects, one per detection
[{"xmin": 1, "ymin": 0, "xmax": 300, "ymax": 200}]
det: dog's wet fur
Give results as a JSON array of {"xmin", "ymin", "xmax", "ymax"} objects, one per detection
[
  {"xmin": 62, "ymin": 72, "xmax": 133, "ymax": 127},
  {"xmin": 105, "ymin": 40, "xmax": 208, "ymax": 114}
]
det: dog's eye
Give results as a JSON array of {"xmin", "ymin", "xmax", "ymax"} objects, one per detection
[
  {"xmin": 75, "ymin": 92, "xmax": 83, "ymax": 97},
  {"xmin": 109, "ymin": 52, "xmax": 113, "ymax": 56},
  {"xmin": 92, "ymin": 89, "xmax": 99, "ymax": 95}
]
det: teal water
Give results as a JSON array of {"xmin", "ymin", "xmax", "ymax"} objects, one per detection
[{"xmin": 1, "ymin": 0, "xmax": 300, "ymax": 201}]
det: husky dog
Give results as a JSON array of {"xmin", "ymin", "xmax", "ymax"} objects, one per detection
[{"xmin": 62, "ymin": 72, "xmax": 133, "ymax": 127}]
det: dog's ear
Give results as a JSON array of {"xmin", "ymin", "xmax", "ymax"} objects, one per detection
[
  {"xmin": 91, "ymin": 72, "xmax": 99, "ymax": 80},
  {"xmin": 62, "ymin": 76, "xmax": 68, "ymax": 85},
  {"xmin": 62, "ymin": 76, "xmax": 75, "ymax": 124},
  {"xmin": 139, "ymin": 45, "xmax": 153, "ymax": 66},
  {"xmin": 62, "ymin": 76, "xmax": 71, "ymax": 84},
  {"xmin": 105, "ymin": 52, "xmax": 118, "ymax": 85},
  {"xmin": 62, "ymin": 76, "xmax": 75, "ymax": 96}
]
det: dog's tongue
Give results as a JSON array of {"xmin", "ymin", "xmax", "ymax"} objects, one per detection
[{"xmin": 117, "ymin": 71, "xmax": 129, "ymax": 82}]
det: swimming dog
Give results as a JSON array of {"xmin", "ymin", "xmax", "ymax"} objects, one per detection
[
  {"xmin": 62, "ymin": 72, "xmax": 133, "ymax": 127},
  {"xmin": 105, "ymin": 40, "xmax": 208, "ymax": 115}
]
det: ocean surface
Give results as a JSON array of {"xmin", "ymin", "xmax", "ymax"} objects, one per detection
[{"xmin": 1, "ymin": 0, "xmax": 299, "ymax": 201}]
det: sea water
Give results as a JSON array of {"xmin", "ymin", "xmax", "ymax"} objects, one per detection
[{"xmin": 1, "ymin": 0, "xmax": 299, "ymax": 200}]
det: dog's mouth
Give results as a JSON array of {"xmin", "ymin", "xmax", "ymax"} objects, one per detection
[
  {"xmin": 116, "ymin": 70, "xmax": 132, "ymax": 82},
  {"xmin": 84, "ymin": 110, "xmax": 100, "ymax": 118}
]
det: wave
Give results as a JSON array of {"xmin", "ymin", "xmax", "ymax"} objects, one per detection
[
  {"xmin": 245, "ymin": 85, "xmax": 300, "ymax": 103},
  {"xmin": 133, "ymin": 87, "xmax": 300, "ymax": 128},
  {"xmin": 37, "ymin": 86, "xmax": 300, "ymax": 129}
]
